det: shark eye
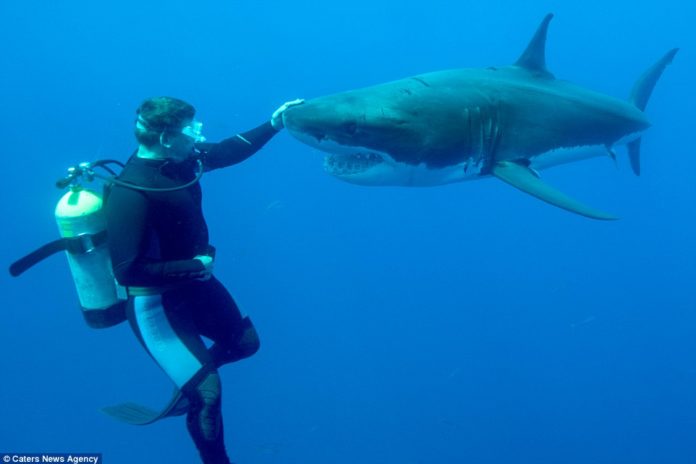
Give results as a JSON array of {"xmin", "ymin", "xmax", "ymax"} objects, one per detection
[{"xmin": 342, "ymin": 121, "xmax": 357, "ymax": 135}]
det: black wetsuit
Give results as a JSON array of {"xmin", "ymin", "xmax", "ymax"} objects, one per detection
[{"xmin": 105, "ymin": 121, "xmax": 278, "ymax": 464}]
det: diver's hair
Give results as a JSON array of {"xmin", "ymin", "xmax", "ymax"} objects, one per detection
[{"xmin": 134, "ymin": 96, "xmax": 196, "ymax": 147}]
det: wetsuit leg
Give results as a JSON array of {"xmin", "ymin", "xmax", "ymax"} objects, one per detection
[
  {"xmin": 127, "ymin": 293, "xmax": 233, "ymax": 462},
  {"xmin": 184, "ymin": 278, "xmax": 260, "ymax": 367},
  {"xmin": 208, "ymin": 316, "xmax": 260, "ymax": 368},
  {"xmin": 125, "ymin": 280, "xmax": 252, "ymax": 463},
  {"xmin": 127, "ymin": 294, "xmax": 210, "ymax": 388},
  {"xmin": 186, "ymin": 371, "xmax": 231, "ymax": 464}
]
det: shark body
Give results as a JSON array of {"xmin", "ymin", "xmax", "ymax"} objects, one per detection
[{"xmin": 283, "ymin": 14, "xmax": 677, "ymax": 219}]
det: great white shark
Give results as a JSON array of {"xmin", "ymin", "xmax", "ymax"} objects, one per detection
[{"xmin": 283, "ymin": 14, "xmax": 677, "ymax": 220}]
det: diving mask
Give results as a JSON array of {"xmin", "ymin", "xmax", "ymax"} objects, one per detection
[{"xmin": 181, "ymin": 120, "xmax": 206, "ymax": 143}]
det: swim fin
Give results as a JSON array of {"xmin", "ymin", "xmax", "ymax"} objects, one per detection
[{"xmin": 101, "ymin": 388, "xmax": 189, "ymax": 425}]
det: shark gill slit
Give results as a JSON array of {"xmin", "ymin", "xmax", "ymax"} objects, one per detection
[{"xmin": 487, "ymin": 103, "xmax": 503, "ymax": 171}]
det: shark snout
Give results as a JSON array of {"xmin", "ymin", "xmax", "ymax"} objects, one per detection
[
  {"xmin": 282, "ymin": 103, "xmax": 326, "ymax": 144},
  {"xmin": 281, "ymin": 103, "xmax": 303, "ymax": 131},
  {"xmin": 283, "ymin": 98, "xmax": 362, "ymax": 148}
]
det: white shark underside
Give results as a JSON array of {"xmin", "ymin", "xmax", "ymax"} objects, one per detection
[{"xmin": 283, "ymin": 14, "xmax": 677, "ymax": 220}]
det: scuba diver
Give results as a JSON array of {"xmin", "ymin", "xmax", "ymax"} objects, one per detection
[
  {"xmin": 105, "ymin": 97, "xmax": 302, "ymax": 464},
  {"xmin": 104, "ymin": 96, "xmax": 302, "ymax": 463},
  {"xmin": 9, "ymin": 95, "xmax": 301, "ymax": 463}
]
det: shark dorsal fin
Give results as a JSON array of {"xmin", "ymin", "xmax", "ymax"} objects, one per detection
[{"xmin": 514, "ymin": 13, "xmax": 554, "ymax": 78}]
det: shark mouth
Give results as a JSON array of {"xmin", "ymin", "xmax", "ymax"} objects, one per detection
[{"xmin": 323, "ymin": 152, "xmax": 385, "ymax": 176}]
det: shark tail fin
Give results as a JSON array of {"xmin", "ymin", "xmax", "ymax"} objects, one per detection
[
  {"xmin": 629, "ymin": 48, "xmax": 679, "ymax": 111},
  {"xmin": 626, "ymin": 48, "xmax": 679, "ymax": 176}
]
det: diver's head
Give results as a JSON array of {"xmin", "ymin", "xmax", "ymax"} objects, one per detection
[{"xmin": 135, "ymin": 96, "xmax": 206, "ymax": 161}]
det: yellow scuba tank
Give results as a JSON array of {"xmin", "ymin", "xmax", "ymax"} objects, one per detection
[
  {"xmin": 10, "ymin": 158, "xmax": 203, "ymax": 328},
  {"xmin": 55, "ymin": 186, "xmax": 126, "ymax": 328}
]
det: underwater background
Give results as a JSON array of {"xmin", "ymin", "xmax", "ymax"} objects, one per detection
[{"xmin": 1, "ymin": 0, "xmax": 694, "ymax": 462}]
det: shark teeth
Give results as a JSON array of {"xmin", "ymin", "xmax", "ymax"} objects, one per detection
[{"xmin": 323, "ymin": 152, "xmax": 383, "ymax": 175}]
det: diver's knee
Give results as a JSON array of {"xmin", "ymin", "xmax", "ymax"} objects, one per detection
[{"xmin": 239, "ymin": 316, "xmax": 260, "ymax": 357}]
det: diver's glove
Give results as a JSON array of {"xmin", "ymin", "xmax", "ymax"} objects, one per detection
[{"xmin": 270, "ymin": 98, "xmax": 305, "ymax": 130}]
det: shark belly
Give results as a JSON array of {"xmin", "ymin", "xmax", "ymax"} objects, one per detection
[
  {"xmin": 527, "ymin": 129, "xmax": 645, "ymax": 171},
  {"xmin": 529, "ymin": 144, "xmax": 611, "ymax": 170}
]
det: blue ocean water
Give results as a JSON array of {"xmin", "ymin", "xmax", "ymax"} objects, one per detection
[{"xmin": 1, "ymin": 1, "xmax": 694, "ymax": 463}]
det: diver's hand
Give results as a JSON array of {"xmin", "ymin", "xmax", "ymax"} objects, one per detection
[
  {"xmin": 271, "ymin": 98, "xmax": 304, "ymax": 130},
  {"xmin": 194, "ymin": 254, "xmax": 214, "ymax": 281}
]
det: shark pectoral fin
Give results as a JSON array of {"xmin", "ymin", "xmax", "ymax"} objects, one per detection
[{"xmin": 491, "ymin": 161, "xmax": 618, "ymax": 220}]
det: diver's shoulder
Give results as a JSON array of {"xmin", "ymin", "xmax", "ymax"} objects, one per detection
[{"xmin": 116, "ymin": 156, "xmax": 163, "ymax": 184}]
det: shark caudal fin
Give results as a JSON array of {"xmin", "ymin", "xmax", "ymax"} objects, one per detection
[
  {"xmin": 492, "ymin": 161, "xmax": 618, "ymax": 220},
  {"xmin": 626, "ymin": 48, "xmax": 679, "ymax": 175}
]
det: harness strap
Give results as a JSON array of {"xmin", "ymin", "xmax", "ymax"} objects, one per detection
[{"xmin": 9, "ymin": 230, "xmax": 109, "ymax": 277}]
